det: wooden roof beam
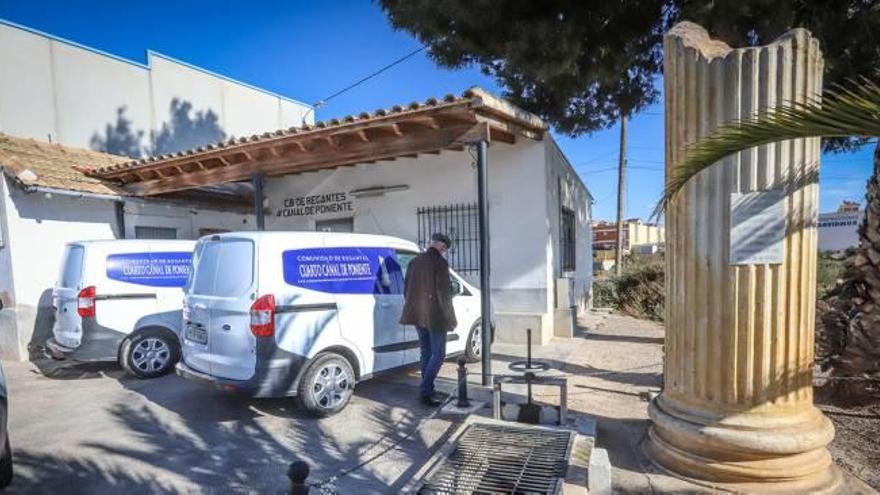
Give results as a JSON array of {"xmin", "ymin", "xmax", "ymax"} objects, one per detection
[{"xmin": 124, "ymin": 123, "xmax": 480, "ymax": 196}]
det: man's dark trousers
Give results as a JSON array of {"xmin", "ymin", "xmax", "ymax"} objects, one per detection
[{"xmin": 416, "ymin": 326, "xmax": 447, "ymax": 398}]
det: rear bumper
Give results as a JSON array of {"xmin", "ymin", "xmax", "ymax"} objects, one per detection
[{"xmin": 176, "ymin": 351, "xmax": 308, "ymax": 398}]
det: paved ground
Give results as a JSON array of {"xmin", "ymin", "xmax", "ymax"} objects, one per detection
[{"xmin": 6, "ymin": 312, "xmax": 875, "ymax": 493}]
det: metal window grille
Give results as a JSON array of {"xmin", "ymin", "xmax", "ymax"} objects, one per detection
[
  {"xmin": 417, "ymin": 203, "xmax": 479, "ymax": 274},
  {"xmin": 560, "ymin": 208, "xmax": 575, "ymax": 272},
  {"xmin": 134, "ymin": 226, "xmax": 177, "ymax": 239}
]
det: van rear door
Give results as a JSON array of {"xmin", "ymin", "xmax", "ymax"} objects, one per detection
[
  {"xmin": 185, "ymin": 237, "xmax": 257, "ymax": 380},
  {"xmin": 52, "ymin": 244, "xmax": 85, "ymax": 348}
]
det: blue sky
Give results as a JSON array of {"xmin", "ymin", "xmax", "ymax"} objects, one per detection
[{"xmin": 0, "ymin": 0, "xmax": 873, "ymax": 220}]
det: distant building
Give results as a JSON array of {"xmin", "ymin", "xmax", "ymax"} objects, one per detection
[
  {"xmin": 593, "ymin": 218, "xmax": 664, "ymax": 252},
  {"xmin": 592, "ymin": 218, "xmax": 664, "ymax": 270},
  {"xmin": 818, "ymin": 202, "xmax": 863, "ymax": 252}
]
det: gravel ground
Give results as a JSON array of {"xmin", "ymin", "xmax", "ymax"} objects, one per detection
[{"xmin": 820, "ymin": 402, "xmax": 880, "ymax": 491}]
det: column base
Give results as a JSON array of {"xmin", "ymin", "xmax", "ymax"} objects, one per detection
[{"xmin": 646, "ymin": 394, "xmax": 840, "ymax": 493}]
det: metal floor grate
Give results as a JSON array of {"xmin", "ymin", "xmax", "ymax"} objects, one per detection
[{"xmin": 419, "ymin": 423, "xmax": 573, "ymax": 494}]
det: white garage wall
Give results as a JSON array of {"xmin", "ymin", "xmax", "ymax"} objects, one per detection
[
  {"xmin": 0, "ymin": 23, "xmax": 57, "ymax": 142},
  {"xmin": 0, "ymin": 20, "xmax": 312, "ymax": 157}
]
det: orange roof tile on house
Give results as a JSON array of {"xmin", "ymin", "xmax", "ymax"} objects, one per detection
[{"xmin": 0, "ymin": 133, "xmax": 128, "ymax": 195}]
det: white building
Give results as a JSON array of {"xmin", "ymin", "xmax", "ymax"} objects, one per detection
[
  {"xmin": 90, "ymin": 88, "xmax": 594, "ymax": 347},
  {"xmin": 0, "ymin": 18, "xmax": 312, "ymax": 155},
  {"xmin": 817, "ymin": 202, "xmax": 862, "ymax": 252},
  {"xmin": 0, "ymin": 18, "xmax": 314, "ymax": 360},
  {"xmin": 0, "ymin": 19, "xmax": 593, "ymax": 360}
]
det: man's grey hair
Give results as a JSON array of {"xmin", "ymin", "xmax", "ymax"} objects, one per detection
[{"xmin": 431, "ymin": 233, "xmax": 452, "ymax": 249}]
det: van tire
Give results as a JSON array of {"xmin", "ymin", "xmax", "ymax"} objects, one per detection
[
  {"xmin": 297, "ymin": 352, "xmax": 355, "ymax": 417},
  {"xmin": 464, "ymin": 320, "xmax": 494, "ymax": 363},
  {"xmin": 0, "ymin": 438, "xmax": 13, "ymax": 488},
  {"xmin": 120, "ymin": 327, "xmax": 180, "ymax": 379}
]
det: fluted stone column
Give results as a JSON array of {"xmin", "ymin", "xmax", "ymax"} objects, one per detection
[{"xmin": 646, "ymin": 22, "xmax": 839, "ymax": 492}]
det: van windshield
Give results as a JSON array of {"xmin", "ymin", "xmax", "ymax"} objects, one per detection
[
  {"xmin": 190, "ymin": 239, "xmax": 254, "ymax": 296},
  {"xmin": 58, "ymin": 245, "xmax": 85, "ymax": 288}
]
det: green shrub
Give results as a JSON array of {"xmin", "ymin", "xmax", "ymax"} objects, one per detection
[{"xmin": 594, "ymin": 254, "xmax": 665, "ymax": 321}]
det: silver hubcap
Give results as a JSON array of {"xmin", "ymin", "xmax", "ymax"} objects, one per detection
[
  {"xmin": 311, "ymin": 362, "xmax": 351, "ymax": 410},
  {"xmin": 132, "ymin": 338, "xmax": 170, "ymax": 373},
  {"xmin": 471, "ymin": 327, "xmax": 481, "ymax": 357}
]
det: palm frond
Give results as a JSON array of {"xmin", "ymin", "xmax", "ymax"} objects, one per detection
[{"xmin": 652, "ymin": 78, "xmax": 880, "ymax": 220}]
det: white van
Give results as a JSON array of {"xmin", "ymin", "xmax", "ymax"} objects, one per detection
[
  {"xmin": 46, "ymin": 240, "xmax": 196, "ymax": 378},
  {"xmin": 176, "ymin": 232, "xmax": 487, "ymax": 416}
]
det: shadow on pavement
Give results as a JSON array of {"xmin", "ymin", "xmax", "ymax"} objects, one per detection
[
  {"xmin": 12, "ymin": 364, "xmax": 458, "ymax": 494},
  {"xmin": 27, "ymin": 357, "xmax": 125, "ymax": 381}
]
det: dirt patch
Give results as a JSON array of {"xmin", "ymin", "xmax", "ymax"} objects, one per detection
[{"xmin": 818, "ymin": 401, "xmax": 880, "ymax": 491}]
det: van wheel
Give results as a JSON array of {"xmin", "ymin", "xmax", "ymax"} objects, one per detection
[
  {"xmin": 464, "ymin": 322, "xmax": 483, "ymax": 363},
  {"xmin": 120, "ymin": 328, "xmax": 180, "ymax": 379},
  {"xmin": 297, "ymin": 352, "xmax": 355, "ymax": 417},
  {"xmin": 464, "ymin": 320, "xmax": 494, "ymax": 363},
  {"xmin": 0, "ymin": 438, "xmax": 13, "ymax": 488}
]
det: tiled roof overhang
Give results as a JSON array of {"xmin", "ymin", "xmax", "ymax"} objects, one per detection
[{"xmin": 85, "ymin": 87, "xmax": 547, "ymax": 196}]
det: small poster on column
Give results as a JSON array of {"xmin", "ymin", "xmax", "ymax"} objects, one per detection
[{"xmin": 729, "ymin": 190, "xmax": 787, "ymax": 265}]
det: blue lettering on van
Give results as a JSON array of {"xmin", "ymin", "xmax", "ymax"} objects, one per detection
[
  {"xmin": 106, "ymin": 252, "xmax": 193, "ymax": 287},
  {"xmin": 282, "ymin": 247, "xmax": 403, "ymax": 294}
]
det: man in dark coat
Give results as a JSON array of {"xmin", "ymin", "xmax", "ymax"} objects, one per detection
[{"xmin": 400, "ymin": 233, "xmax": 457, "ymax": 406}]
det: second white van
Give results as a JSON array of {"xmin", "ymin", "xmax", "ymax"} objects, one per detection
[
  {"xmin": 176, "ymin": 232, "xmax": 488, "ymax": 416},
  {"xmin": 46, "ymin": 239, "xmax": 196, "ymax": 378}
]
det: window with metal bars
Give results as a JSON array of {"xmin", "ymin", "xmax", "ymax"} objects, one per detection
[
  {"xmin": 560, "ymin": 207, "xmax": 576, "ymax": 272},
  {"xmin": 417, "ymin": 203, "xmax": 479, "ymax": 274}
]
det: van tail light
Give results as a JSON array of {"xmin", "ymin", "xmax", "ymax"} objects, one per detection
[
  {"xmin": 77, "ymin": 286, "xmax": 97, "ymax": 317},
  {"xmin": 250, "ymin": 294, "xmax": 276, "ymax": 337}
]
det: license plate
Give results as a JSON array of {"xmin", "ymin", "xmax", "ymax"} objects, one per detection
[{"xmin": 185, "ymin": 325, "xmax": 207, "ymax": 344}]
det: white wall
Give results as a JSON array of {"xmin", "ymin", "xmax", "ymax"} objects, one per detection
[
  {"xmin": 124, "ymin": 201, "xmax": 253, "ymax": 239},
  {"xmin": 545, "ymin": 138, "xmax": 593, "ymax": 312},
  {"xmin": 0, "ymin": 20, "xmax": 312, "ymax": 157}
]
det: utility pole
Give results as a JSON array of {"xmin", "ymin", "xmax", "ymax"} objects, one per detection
[{"xmin": 615, "ymin": 114, "xmax": 628, "ymax": 275}]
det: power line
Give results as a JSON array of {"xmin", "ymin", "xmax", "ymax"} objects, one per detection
[
  {"xmin": 319, "ymin": 45, "xmax": 427, "ymax": 106},
  {"xmin": 301, "ymin": 45, "xmax": 427, "ymax": 123}
]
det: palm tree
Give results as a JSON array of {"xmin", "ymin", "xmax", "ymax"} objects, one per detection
[{"xmin": 656, "ymin": 79, "xmax": 880, "ymax": 396}]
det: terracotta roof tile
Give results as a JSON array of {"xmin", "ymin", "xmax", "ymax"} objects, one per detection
[{"xmin": 0, "ymin": 133, "xmax": 127, "ymax": 195}]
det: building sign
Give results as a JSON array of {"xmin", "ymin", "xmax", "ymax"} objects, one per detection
[
  {"xmin": 282, "ymin": 247, "xmax": 403, "ymax": 294},
  {"xmin": 106, "ymin": 252, "xmax": 193, "ymax": 287},
  {"xmin": 276, "ymin": 192, "xmax": 354, "ymax": 217},
  {"xmin": 730, "ymin": 190, "xmax": 786, "ymax": 265}
]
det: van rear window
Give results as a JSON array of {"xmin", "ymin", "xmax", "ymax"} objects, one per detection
[
  {"xmin": 282, "ymin": 247, "xmax": 403, "ymax": 294},
  {"xmin": 59, "ymin": 245, "xmax": 85, "ymax": 288},
  {"xmin": 106, "ymin": 252, "xmax": 192, "ymax": 287},
  {"xmin": 191, "ymin": 240, "xmax": 254, "ymax": 296}
]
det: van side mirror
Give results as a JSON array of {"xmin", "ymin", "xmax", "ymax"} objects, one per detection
[{"xmin": 450, "ymin": 278, "xmax": 464, "ymax": 296}]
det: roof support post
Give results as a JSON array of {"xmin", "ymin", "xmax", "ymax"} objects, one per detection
[
  {"xmin": 476, "ymin": 139, "xmax": 493, "ymax": 386},
  {"xmin": 252, "ymin": 172, "xmax": 265, "ymax": 231}
]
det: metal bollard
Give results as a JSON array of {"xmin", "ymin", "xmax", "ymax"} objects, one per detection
[
  {"xmin": 456, "ymin": 357, "xmax": 470, "ymax": 408},
  {"xmin": 288, "ymin": 459, "xmax": 310, "ymax": 495}
]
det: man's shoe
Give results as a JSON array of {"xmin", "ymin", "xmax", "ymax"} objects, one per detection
[{"xmin": 420, "ymin": 395, "xmax": 443, "ymax": 407}]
